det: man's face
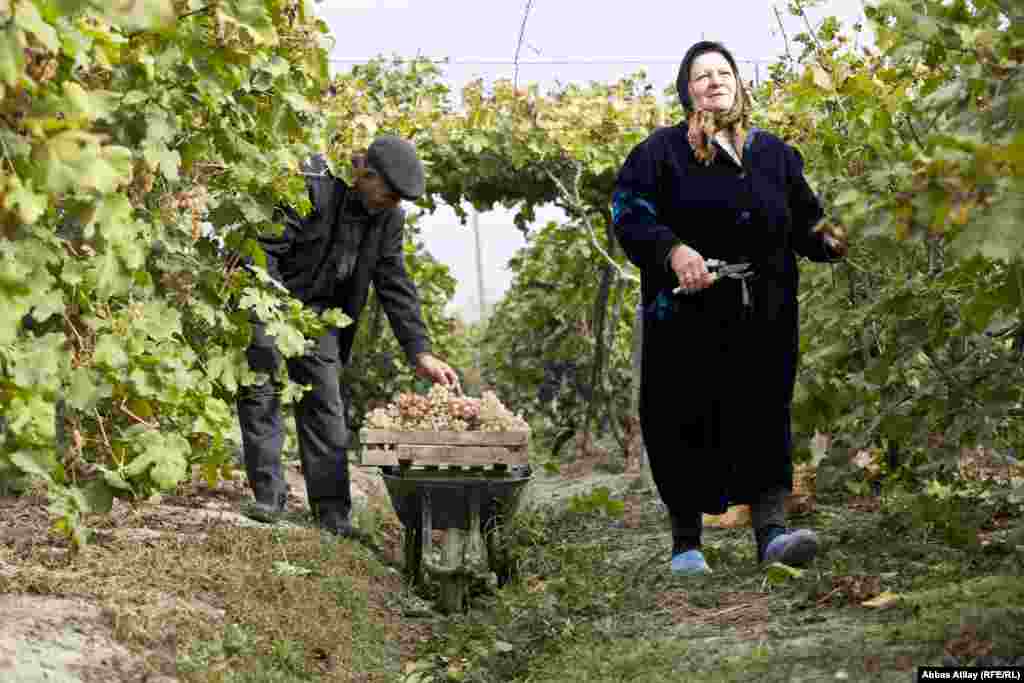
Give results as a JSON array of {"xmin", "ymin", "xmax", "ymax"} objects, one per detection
[{"xmin": 352, "ymin": 154, "xmax": 402, "ymax": 211}]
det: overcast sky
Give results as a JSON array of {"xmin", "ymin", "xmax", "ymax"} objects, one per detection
[{"xmin": 313, "ymin": 0, "xmax": 871, "ymax": 321}]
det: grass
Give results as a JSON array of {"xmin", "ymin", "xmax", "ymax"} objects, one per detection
[
  {"xmin": 2, "ymin": 467, "xmax": 1022, "ymax": 683},
  {"xmin": 402, "ymin": 483, "xmax": 1024, "ymax": 683},
  {"xmin": 0, "ymin": 490, "xmax": 416, "ymax": 683}
]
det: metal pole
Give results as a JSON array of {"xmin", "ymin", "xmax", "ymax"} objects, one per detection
[{"xmin": 472, "ymin": 208, "xmax": 486, "ymax": 321}]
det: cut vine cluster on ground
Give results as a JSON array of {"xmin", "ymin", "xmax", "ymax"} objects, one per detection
[{"xmin": 365, "ymin": 385, "xmax": 530, "ymax": 432}]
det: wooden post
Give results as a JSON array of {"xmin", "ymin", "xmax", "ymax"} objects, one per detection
[{"xmin": 632, "ymin": 303, "xmax": 654, "ymax": 492}]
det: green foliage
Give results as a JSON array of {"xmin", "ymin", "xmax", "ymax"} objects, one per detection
[
  {"xmin": 6, "ymin": 0, "xmax": 1023, "ymax": 547},
  {"xmin": 761, "ymin": 0, "xmax": 1024, "ymax": 494},
  {"xmin": 0, "ymin": 0, "xmax": 339, "ymax": 547},
  {"xmin": 325, "ymin": 58, "xmax": 655, "ymax": 448},
  {"xmin": 567, "ymin": 486, "xmax": 625, "ymax": 518},
  {"xmin": 481, "ymin": 218, "xmax": 638, "ymax": 451}
]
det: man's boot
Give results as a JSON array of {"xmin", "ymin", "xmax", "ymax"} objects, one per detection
[
  {"xmin": 242, "ymin": 486, "xmax": 288, "ymax": 524},
  {"xmin": 313, "ymin": 498, "xmax": 355, "ymax": 537}
]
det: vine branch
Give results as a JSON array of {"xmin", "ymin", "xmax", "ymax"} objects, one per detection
[
  {"xmin": 544, "ymin": 164, "xmax": 640, "ymax": 286},
  {"xmin": 179, "ymin": 6, "xmax": 212, "ymax": 21},
  {"xmin": 773, "ymin": 4, "xmax": 794, "ymax": 72},
  {"xmin": 512, "ymin": 0, "xmax": 535, "ymax": 91},
  {"xmin": 792, "ymin": 0, "xmax": 826, "ymax": 59},
  {"xmin": 0, "ymin": 134, "xmax": 15, "ymax": 174},
  {"xmin": 791, "ymin": 0, "xmax": 849, "ymax": 118},
  {"xmin": 119, "ymin": 400, "xmax": 159, "ymax": 429},
  {"xmin": 94, "ymin": 409, "xmax": 113, "ymax": 460},
  {"xmin": 992, "ymin": 0, "xmax": 1022, "ymax": 25}
]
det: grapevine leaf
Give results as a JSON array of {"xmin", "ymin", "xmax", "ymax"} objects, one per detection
[
  {"xmin": 280, "ymin": 379, "xmax": 310, "ymax": 405},
  {"xmin": 0, "ymin": 25, "xmax": 25, "ymax": 86},
  {"xmin": 264, "ymin": 320, "xmax": 308, "ymax": 358},
  {"xmin": 94, "ymin": 334, "xmax": 130, "ymax": 370},
  {"xmin": 102, "ymin": 0, "xmax": 176, "ymax": 32},
  {"xmin": 100, "ymin": 467, "xmax": 133, "ymax": 492},
  {"xmin": 10, "ymin": 332, "xmax": 67, "ymax": 392},
  {"xmin": 124, "ymin": 432, "xmax": 189, "ymax": 490},
  {"xmin": 192, "ymin": 397, "xmax": 232, "ymax": 435},
  {"xmin": 67, "ymin": 367, "xmax": 111, "ymax": 411},
  {"xmin": 238, "ymin": 287, "xmax": 279, "ymax": 321},
  {"xmin": 81, "ymin": 479, "xmax": 115, "ymax": 515},
  {"xmin": 62, "ymin": 82, "xmax": 119, "ymax": 122},
  {"xmin": 8, "ymin": 450, "xmax": 56, "ymax": 481},
  {"xmin": 218, "ymin": 0, "xmax": 277, "ymax": 45},
  {"xmin": 321, "ymin": 307, "xmax": 353, "ymax": 328},
  {"xmin": 143, "ymin": 141, "xmax": 181, "ymax": 181},
  {"xmin": 4, "ymin": 176, "xmax": 48, "ymax": 224}
]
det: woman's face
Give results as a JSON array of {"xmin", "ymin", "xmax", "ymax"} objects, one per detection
[{"xmin": 688, "ymin": 51, "xmax": 737, "ymax": 112}]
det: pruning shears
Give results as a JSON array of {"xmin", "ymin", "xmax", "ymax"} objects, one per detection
[{"xmin": 672, "ymin": 259, "xmax": 753, "ymax": 296}]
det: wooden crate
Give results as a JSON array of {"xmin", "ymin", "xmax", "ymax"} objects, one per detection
[
  {"xmin": 703, "ymin": 464, "xmax": 817, "ymax": 529},
  {"xmin": 359, "ymin": 429, "xmax": 530, "ymax": 468}
]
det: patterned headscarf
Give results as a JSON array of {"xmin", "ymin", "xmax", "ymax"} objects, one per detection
[{"xmin": 686, "ymin": 86, "xmax": 749, "ymax": 166}]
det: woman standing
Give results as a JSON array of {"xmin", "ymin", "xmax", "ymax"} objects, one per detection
[{"xmin": 612, "ymin": 41, "xmax": 848, "ymax": 575}]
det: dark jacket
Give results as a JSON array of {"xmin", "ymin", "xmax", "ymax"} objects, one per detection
[
  {"xmin": 612, "ymin": 124, "xmax": 837, "ymax": 513},
  {"xmin": 259, "ymin": 157, "xmax": 431, "ymax": 366}
]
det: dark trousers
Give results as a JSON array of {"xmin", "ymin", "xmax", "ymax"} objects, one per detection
[
  {"xmin": 669, "ymin": 489, "xmax": 787, "ymax": 554},
  {"xmin": 237, "ymin": 322, "xmax": 351, "ymax": 513}
]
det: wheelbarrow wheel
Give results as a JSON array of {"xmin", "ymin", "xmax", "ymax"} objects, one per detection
[
  {"xmin": 403, "ymin": 497, "xmax": 424, "ymax": 586},
  {"xmin": 484, "ymin": 517, "xmax": 516, "ymax": 587}
]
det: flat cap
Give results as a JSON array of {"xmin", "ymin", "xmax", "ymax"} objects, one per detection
[{"xmin": 366, "ymin": 135, "xmax": 425, "ymax": 201}]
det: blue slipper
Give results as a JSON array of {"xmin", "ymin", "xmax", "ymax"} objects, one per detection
[
  {"xmin": 671, "ymin": 549, "xmax": 712, "ymax": 576},
  {"xmin": 762, "ymin": 528, "xmax": 818, "ymax": 567}
]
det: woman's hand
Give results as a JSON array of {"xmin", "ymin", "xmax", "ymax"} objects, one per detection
[
  {"xmin": 669, "ymin": 244, "xmax": 715, "ymax": 293},
  {"xmin": 819, "ymin": 224, "xmax": 849, "ymax": 259}
]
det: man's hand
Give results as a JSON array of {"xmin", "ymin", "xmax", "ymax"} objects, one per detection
[{"xmin": 415, "ymin": 353, "xmax": 460, "ymax": 390}]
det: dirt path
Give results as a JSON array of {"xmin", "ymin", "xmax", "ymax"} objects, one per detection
[
  {"xmin": 395, "ymin": 473, "xmax": 1024, "ymax": 683},
  {"xmin": 3, "ymin": 460, "xmax": 1021, "ymax": 683},
  {"xmin": 0, "ymin": 461, "xmax": 409, "ymax": 683},
  {"xmin": 0, "ymin": 459, "xmax": 627, "ymax": 683}
]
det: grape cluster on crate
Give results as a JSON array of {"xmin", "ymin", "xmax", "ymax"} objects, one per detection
[{"xmin": 365, "ymin": 385, "xmax": 529, "ymax": 433}]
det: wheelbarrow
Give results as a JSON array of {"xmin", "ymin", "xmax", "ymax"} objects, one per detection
[{"xmin": 359, "ymin": 429, "xmax": 532, "ymax": 613}]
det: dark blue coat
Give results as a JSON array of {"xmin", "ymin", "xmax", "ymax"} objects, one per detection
[
  {"xmin": 259, "ymin": 157, "xmax": 431, "ymax": 366},
  {"xmin": 612, "ymin": 124, "xmax": 837, "ymax": 513}
]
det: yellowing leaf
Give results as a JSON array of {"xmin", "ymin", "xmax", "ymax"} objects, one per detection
[
  {"xmin": 127, "ymin": 398, "xmax": 154, "ymax": 419},
  {"xmin": 202, "ymin": 462, "xmax": 219, "ymax": 488},
  {"xmin": 62, "ymin": 83, "xmax": 119, "ymax": 122},
  {"xmin": 0, "ymin": 24, "xmax": 25, "ymax": 86},
  {"xmin": 861, "ymin": 591, "xmax": 902, "ymax": 609},
  {"xmin": 809, "ymin": 65, "xmax": 834, "ymax": 91},
  {"xmin": 14, "ymin": 0, "xmax": 58, "ymax": 53},
  {"xmin": 101, "ymin": 0, "xmax": 175, "ymax": 32},
  {"xmin": 765, "ymin": 562, "xmax": 805, "ymax": 585}
]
